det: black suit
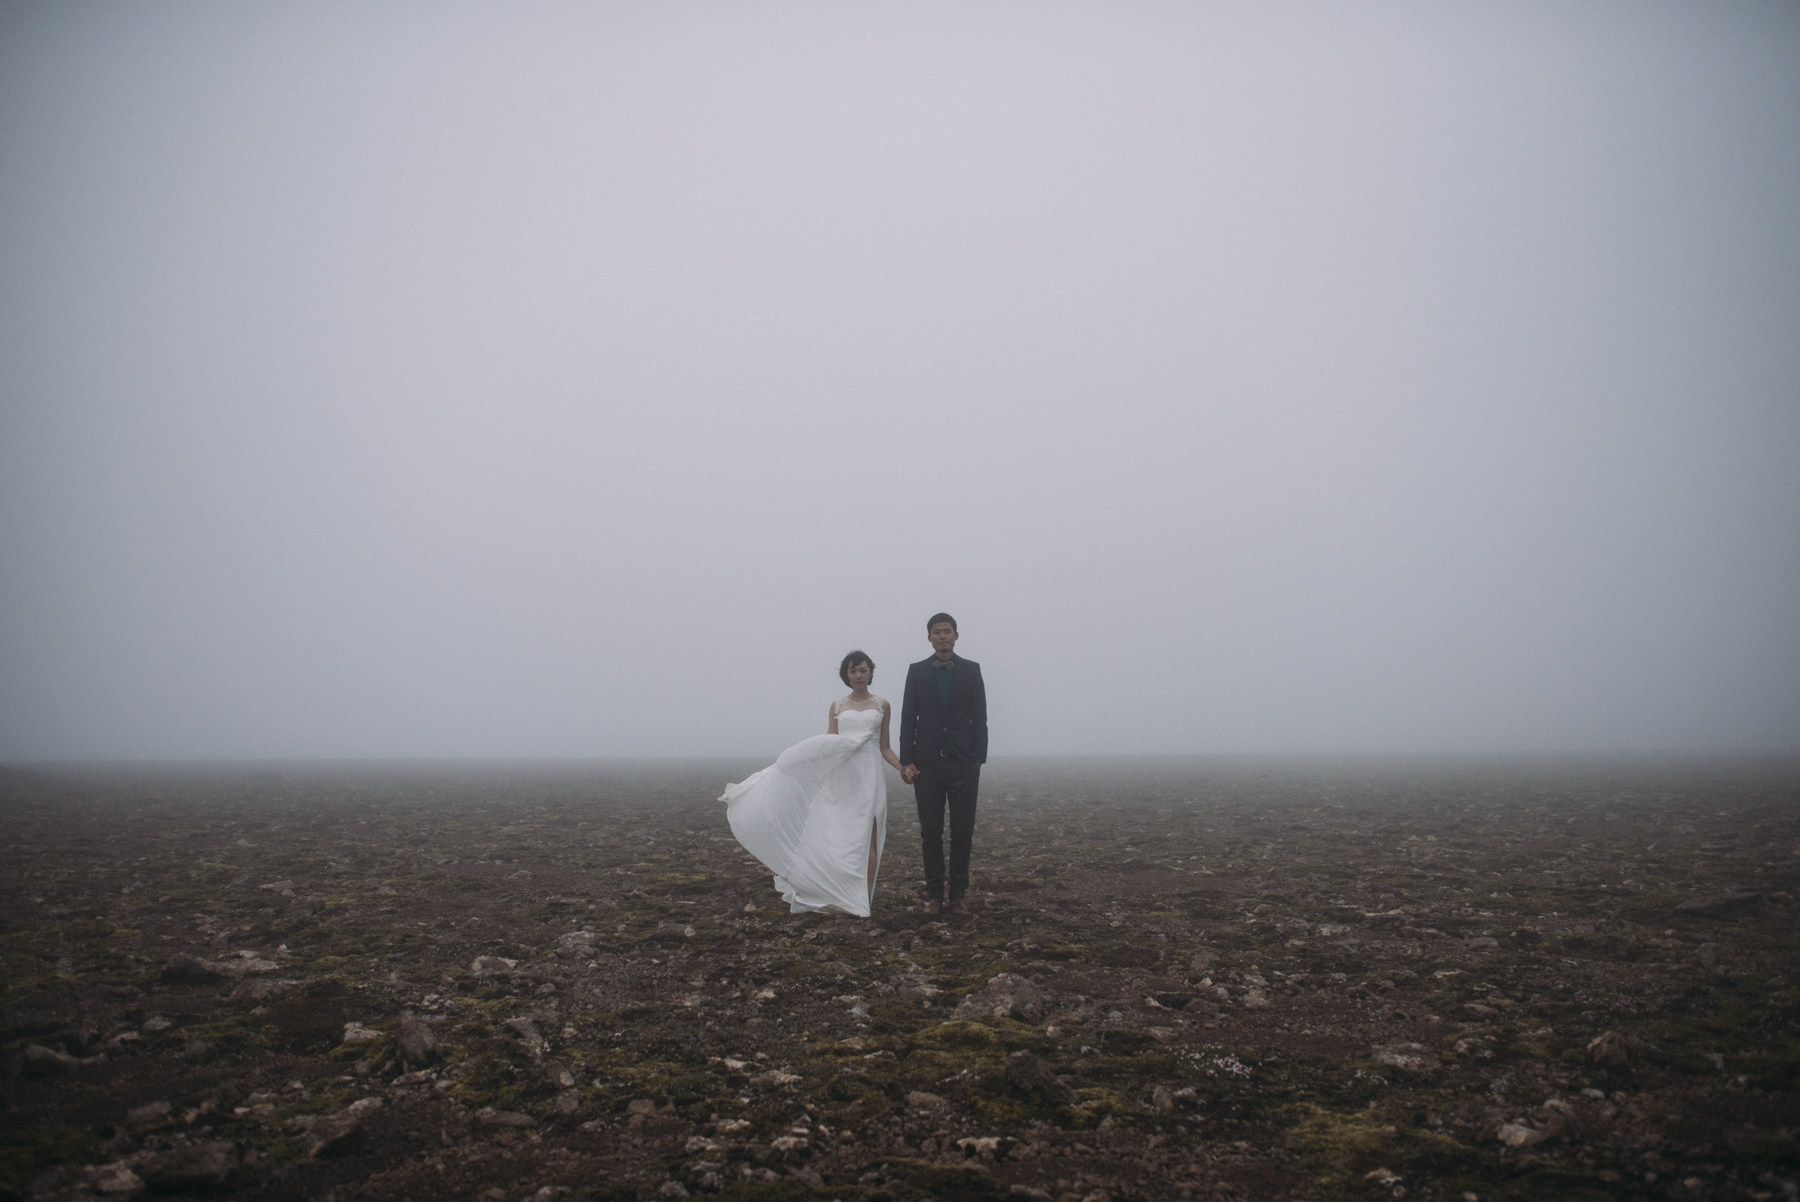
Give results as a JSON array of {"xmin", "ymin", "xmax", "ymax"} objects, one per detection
[{"xmin": 901, "ymin": 654, "xmax": 988, "ymax": 901}]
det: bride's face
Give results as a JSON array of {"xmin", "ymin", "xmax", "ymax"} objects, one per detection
[{"xmin": 846, "ymin": 661, "xmax": 873, "ymax": 690}]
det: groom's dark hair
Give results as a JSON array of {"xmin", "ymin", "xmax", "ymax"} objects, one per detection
[
  {"xmin": 839, "ymin": 650, "xmax": 874, "ymax": 686},
  {"xmin": 926, "ymin": 612, "xmax": 957, "ymax": 632}
]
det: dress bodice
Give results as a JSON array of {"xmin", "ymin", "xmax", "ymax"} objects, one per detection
[{"xmin": 833, "ymin": 698, "xmax": 885, "ymax": 741}]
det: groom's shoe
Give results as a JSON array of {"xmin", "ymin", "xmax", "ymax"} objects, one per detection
[
  {"xmin": 949, "ymin": 897, "xmax": 970, "ymax": 916},
  {"xmin": 923, "ymin": 898, "xmax": 943, "ymax": 916}
]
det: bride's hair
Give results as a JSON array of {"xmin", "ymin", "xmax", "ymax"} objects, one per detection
[{"xmin": 838, "ymin": 650, "xmax": 874, "ymax": 685}]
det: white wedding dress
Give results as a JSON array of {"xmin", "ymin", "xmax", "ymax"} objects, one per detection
[{"xmin": 722, "ymin": 698, "xmax": 888, "ymax": 917}]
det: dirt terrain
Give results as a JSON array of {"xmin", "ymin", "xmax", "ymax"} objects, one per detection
[{"xmin": 2, "ymin": 757, "xmax": 1796, "ymax": 1201}]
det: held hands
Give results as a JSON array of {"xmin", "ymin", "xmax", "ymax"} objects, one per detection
[{"xmin": 900, "ymin": 764, "xmax": 920, "ymax": 784}]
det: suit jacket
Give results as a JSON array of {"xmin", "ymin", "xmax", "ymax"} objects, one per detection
[{"xmin": 900, "ymin": 654, "xmax": 988, "ymax": 765}]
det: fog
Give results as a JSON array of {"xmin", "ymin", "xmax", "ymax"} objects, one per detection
[{"xmin": 2, "ymin": 2, "xmax": 1796, "ymax": 760}]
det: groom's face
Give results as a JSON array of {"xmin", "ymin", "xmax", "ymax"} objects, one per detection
[{"xmin": 928, "ymin": 622, "xmax": 958, "ymax": 659}]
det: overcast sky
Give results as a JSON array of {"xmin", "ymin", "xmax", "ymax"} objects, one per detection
[{"xmin": 2, "ymin": 1, "xmax": 1796, "ymax": 760}]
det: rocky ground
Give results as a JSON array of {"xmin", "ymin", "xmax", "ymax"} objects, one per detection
[{"xmin": 1, "ymin": 757, "xmax": 1796, "ymax": 1202}]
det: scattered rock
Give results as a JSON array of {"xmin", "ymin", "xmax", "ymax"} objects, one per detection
[
  {"xmin": 157, "ymin": 954, "xmax": 224, "ymax": 985},
  {"xmin": 543, "ymin": 1059, "xmax": 576, "ymax": 1088},
  {"xmin": 1675, "ymin": 891, "xmax": 1762, "ymax": 920},
  {"xmin": 1364, "ymin": 1166, "xmax": 1403, "ymax": 1186},
  {"xmin": 340, "ymin": 1021, "xmax": 381, "ymax": 1045},
  {"xmin": 28, "ymin": 1160, "xmax": 147, "ymax": 1201},
  {"xmin": 138, "ymin": 1140, "xmax": 239, "ymax": 1187},
  {"xmin": 1587, "ymin": 1029, "xmax": 1631, "ymax": 1068},
  {"xmin": 893, "ymin": 975, "xmax": 941, "ymax": 999},
  {"xmin": 89, "ymin": 1161, "xmax": 145, "ymax": 1196},
  {"xmin": 1723, "ymin": 1126, "xmax": 1798, "ymax": 1157},
  {"xmin": 470, "ymin": 955, "xmax": 519, "ymax": 976},
  {"xmin": 1004, "ymin": 1051, "xmax": 1076, "ymax": 1104},
  {"xmin": 505, "ymin": 1016, "xmax": 548, "ymax": 1060},
  {"xmin": 396, "ymin": 1011, "xmax": 441, "ymax": 1066},
  {"xmin": 1497, "ymin": 1120, "xmax": 1547, "ymax": 1148},
  {"xmin": 555, "ymin": 930, "xmax": 598, "ymax": 959},
  {"xmin": 126, "ymin": 1101, "xmax": 172, "ymax": 1124},
  {"xmin": 1465, "ymin": 936, "xmax": 1501, "ymax": 950},
  {"xmin": 476, "ymin": 1107, "xmax": 536, "ymax": 1128},
  {"xmin": 1150, "ymin": 1086, "xmax": 1175, "ymax": 1113},
  {"xmin": 906, "ymin": 1090, "xmax": 949, "ymax": 1111},
  {"xmin": 231, "ymin": 977, "xmax": 298, "ymax": 1001},
  {"xmin": 1533, "ymin": 1097, "xmax": 1573, "ymax": 1140},
  {"xmin": 215, "ymin": 952, "xmax": 281, "ymax": 976},
  {"xmin": 21, "ymin": 1043, "xmax": 86, "ymax": 1074},
  {"xmin": 56, "ymin": 1025, "xmax": 99, "ymax": 1055},
  {"xmin": 952, "ymin": 973, "xmax": 1044, "ymax": 1022},
  {"xmin": 1371, "ymin": 1042, "xmax": 1440, "ymax": 1075},
  {"xmin": 300, "ymin": 1098, "xmax": 382, "ymax": 1157}
]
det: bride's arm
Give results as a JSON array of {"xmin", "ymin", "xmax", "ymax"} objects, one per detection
[
  {"xmin": 828, "ymin": 701, "xmax": 839, "ymax": 735},
  {"xmin": 879, "ymin": 700, "xmax": 902, "ymax": 772}
]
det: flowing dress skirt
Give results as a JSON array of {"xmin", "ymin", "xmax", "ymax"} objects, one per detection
[{"xmin": 722, "ymin": 719, "xmax": 886, "ymax": 916}]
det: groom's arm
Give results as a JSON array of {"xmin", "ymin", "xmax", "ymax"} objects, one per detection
[
  {"xmin": 969, "ymin": 663, "xmax": 989, "ymax": 764},
  {"xmin": 899, "ymin": 664, "xmax": 919, "ymax": 767}
]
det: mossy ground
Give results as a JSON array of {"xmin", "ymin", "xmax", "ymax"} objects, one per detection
[{"xmin": 1, "ymin": 757, "xmax": 1796, "ymax": 1200}]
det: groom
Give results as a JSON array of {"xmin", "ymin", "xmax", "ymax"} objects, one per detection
[{"xmin": 899, "ymin": 612, "xmax": 988, "ymax": 917}]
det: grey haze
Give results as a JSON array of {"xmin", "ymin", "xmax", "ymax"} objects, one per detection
[{"xmin": 2, "ymin": 1, "xmax": 1796, "ymax": 759}]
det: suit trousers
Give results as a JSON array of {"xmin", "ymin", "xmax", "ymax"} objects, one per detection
[{"xmin": 914, "ymin": 758, "xmax": 980, "ymax": 900}]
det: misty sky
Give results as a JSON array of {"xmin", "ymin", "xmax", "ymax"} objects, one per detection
[{"xmin": 2, "ymin": 1, "xmax": 1797, "ymax": 760}]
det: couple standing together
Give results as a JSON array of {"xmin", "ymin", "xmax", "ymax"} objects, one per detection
[{"xmin": 722, "ymin": 613, "xmax": 988, "ymax": 919}]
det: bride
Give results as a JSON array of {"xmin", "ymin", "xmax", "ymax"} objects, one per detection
[{"xmin": 722, "ymin": 650, "xmax": 902, "ymax": 917}]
